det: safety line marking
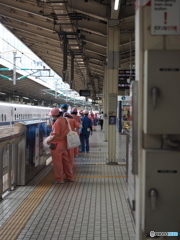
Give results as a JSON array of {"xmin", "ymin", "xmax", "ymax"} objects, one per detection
[{"xmin": 0, "ymin": 170, "xmax": 54, "ymax": 240}]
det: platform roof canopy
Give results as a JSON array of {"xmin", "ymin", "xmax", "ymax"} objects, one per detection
[{"xmin": 0, "ymin": 0, "xmax": 134, "ymax": 100}]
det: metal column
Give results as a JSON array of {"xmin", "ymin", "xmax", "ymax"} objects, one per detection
[
  {"xmin": 70, "ymin": 52, "xmax": 74, "ymax": 89},
  {"xmin": 106, "ymin": 20, "xmax": 120, "ymax": 164},
  {"xmin": 63, "ymin": 33, "xmax": 68, "ymax": 82},
  {"xmin": 103, "ymin": 65, "xmax": 108, "ymax": 142}
]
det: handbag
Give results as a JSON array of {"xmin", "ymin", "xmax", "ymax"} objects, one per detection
[
  {"xmin": 65, "ymin": 118, "xmax": 80, "ymax": 149},
  {"xmin": 49, "ymin": 143, "xmax": 57, "ymax": 150}
]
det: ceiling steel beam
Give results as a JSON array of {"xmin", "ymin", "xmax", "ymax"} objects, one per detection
[
  {"xmin": 83, "ymin": 52, "xmax": 105, "ymax": 62},
  {"xmin": 110, "ymin": 0, "xmax": 121, "ymax": 19},
  {"xmin": 15, "ymin": 32, "xmax": 62, "ymax": 50},
  {"xmin": 85, "ymin": 44, "xmax": 106, "ymax": 57},
  {"xmin": 66, "ymin": 0, "xmax": 108, "ymax": 21},
  {"xmin": 0, "ymin": 1, "xmax": 52, "ymax": 18},
  {"xmin": 73, "ymin": 19, "xmax": 107, "ymax": 37},
  {"xmin": 0, "ymin": 9, "xmax": 60, "ymax": 35},
  {"xmin": 85, "ymin": 48, "xmax": 106, "ymax": 58},
  {"xmin": 1, "ymin": 20, "xmax": 60, "ymax": 41}
]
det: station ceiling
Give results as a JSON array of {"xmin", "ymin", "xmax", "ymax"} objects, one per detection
[{"xmin": 0, "ymin": 0, "xmax": 135, "ymax": 101}]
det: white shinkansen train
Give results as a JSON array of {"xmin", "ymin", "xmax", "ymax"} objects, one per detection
[{"xmin": 0, "ymin": 102, "xmax": 51, "ymax": 136}]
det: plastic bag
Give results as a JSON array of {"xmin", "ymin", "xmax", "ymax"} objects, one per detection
[{"xmin": 43, "ymin": 136, "xmax": 52, "ymax": 149}]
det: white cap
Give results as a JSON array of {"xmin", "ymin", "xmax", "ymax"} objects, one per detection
[{"xmin": 83, "ymin": 110, "xmax": 89, "ymax": 114}]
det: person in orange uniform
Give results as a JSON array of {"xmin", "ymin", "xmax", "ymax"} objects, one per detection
[
  {"xmin": 79, "ymin": 109, "xmax": 84, "ymax": 117},
  {"xmin": 63, "ymin": 112, "xmax": 81, "ymax": 172},
  {"xmin": 71, "ymin": 107, "xmax": 82, "ymax": 157},
  {"xmin": 47, "ymin": 108, "xmax": 74, "ymax": 184}
]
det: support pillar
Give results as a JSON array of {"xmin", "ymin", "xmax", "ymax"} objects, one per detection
[
  {"xmin": 63, "ymin": 33, "xmax": 68, "ymax": 82},
  {"xmin": 103, "ymin": 65, "xmax": 108, "ymax": 142},
  {"xmin": 70, "ymin": 52, "xmax": 74, "ymax": 89},
  {"xmin": 106, "ymin": 20, "xmax": 120, "ymax": 164},
  {"xmin": 13, "ymin": 51, "xmax": 17, "ymax": 85}
]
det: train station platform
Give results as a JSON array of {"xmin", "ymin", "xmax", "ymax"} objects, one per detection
[{"xmin": 0, "ymin": 127, "xmax": 135, "ymax": 240}]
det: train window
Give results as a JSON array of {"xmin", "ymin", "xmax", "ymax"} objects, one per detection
[
  {"xmin": 15, "ymin": 114, "xmax": 16, "ymax": 121},
  {"xmin": 4, "ymin": 114, "xmax": 6, "ymax": 121},
  {"xmin": 1, "ymin": 114, "xmax": 3, "ymax": 122},
  {"xmin": 21, "ymin": 114, "xmax": 22, "ymax": 120},
  {"xmin": 19, "ymin": 114, "xmax": 21, "ymax": 120}
]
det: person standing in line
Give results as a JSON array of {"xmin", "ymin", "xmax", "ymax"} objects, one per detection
[
  {"xmin": 63, "ymin": 112, "xmax": 81, "ymax": 172},
  {"xmin": 79, "ymin": 110, "xmax": 84, "ymax": 117},
  {"xmin": 99, "ymin": 111, "xmax": 104, "ymax": 130},
  {"xmin": 93, "ymin": 113, "xmax": 98, "ymax": 131},
  {"xmin": 61, "ymin": 103, "xmax": 69, "ymax": 113},
  {"xmin": 80, "ymin": 110, "xmax": 92, "ymax": 153},
  {"xmin": 89, "ymin": 112, "xmax": 95, "ymax": 131},
  {"xmin": 71, "ymin": 107, "xmax": 82, "ymax": 157},
  {"xmin": 47, "ymin": 108, "xmax": 74, "ymax": 184}
]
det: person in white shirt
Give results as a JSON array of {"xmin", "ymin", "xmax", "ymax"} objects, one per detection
[{"xmin": 99, "ymin": 111, "xmax": 104, "ymax": 130}]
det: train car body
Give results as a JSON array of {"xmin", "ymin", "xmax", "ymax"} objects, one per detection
[
  {"xmin": 0, "ymin": 102, "xmax": 51, "ymax": 136},
  {"xmin": 0, "ymin": 102, "xmax": 53, "ymax": 185}
]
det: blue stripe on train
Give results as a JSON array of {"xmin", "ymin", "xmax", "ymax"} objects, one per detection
[
  {"xmin": 0, "ymin": 118, "xmax": 49, "ymax": 126},
  {"xmin": 0, "ymin": 122, "xmax": 11, "ymax": 126}
]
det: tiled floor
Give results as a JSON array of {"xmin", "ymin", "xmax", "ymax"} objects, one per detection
[{"xmin": 0, "ymin": 127, "xmax": 135, "ymax": 240}]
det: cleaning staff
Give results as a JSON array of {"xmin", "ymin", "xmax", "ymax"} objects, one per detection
[{"xmin": 47, "ymin": 108, "xmax": 74, "ymax": 184}]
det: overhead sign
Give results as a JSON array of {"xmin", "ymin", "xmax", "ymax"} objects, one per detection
[
  {"xmin": 79, "ymin": 90, "xmax": 91, "ymax": 96},
  {"xmin": 96, "ymin": 94, "xmax": 103, "ymax": 98},
  {"xmin": 118, "ymin": 69, "xmax": 135, "ymax": 88},
  {"xmin": 135, "ymin": 0, "xmax": 151, "ymax": 10},
  {"xmin": 118, "ymin": 95, "xmax": 131, "ymax": 101},
  {"xmin": 151, "ymin": 0, "xmax": 180, "ymax": 35}
]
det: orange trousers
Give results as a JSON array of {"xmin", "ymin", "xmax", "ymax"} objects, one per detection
[
  {"xmin": 74, "ymin": 146, "xmax": 79, "ymax": 156},
  {"xmin": 50, "ymin": 145, "xmax": 74, "ymax": 182},
  {"xmin": 68, "ymin": 148, "xmax": 75, "ymax": 172}
]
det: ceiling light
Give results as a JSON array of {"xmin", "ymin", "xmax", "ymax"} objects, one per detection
[
  {"xmin": 22, "ymin": 97, "xmax": 29, "ymax": 99},
  {"xmin": 114, "ymin": 0, "xmax": 119, "ymax": 10}
]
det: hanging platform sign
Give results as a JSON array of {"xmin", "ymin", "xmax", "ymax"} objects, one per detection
[
  {"xmin": 151, "ymin": 0, "xmax": 180, "ymax": 35},
  {"xmin": 135, "ymin": 0, "xmax": 151, "ymax": 8}
]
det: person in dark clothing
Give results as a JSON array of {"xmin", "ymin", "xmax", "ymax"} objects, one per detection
[
  {"xmin": 61, "ymin": 103, "xmax": 69, "ymax": 113},
  {"xmin": 80, "ymin": 110, "xmax": 92, "ymax": 153},
  {"xmin": 99, "ymin": 111, "xmax": 104, "ymax": 130}
]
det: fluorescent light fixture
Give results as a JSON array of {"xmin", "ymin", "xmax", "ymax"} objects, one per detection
[
  {"xmin": 22, "ymin": 97, "xmax": 29, "ymax": 99},
  {"xmin": 0, "ymin": 92, "xmax": 6, "ymax": 95},
  {"xmin": 114, "ymin": 0, "xmax": 119, "ymax": 10}
]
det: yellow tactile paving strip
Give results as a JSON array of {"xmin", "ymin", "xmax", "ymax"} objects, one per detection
[
  {"xmin": 0, "ymin": 170, "xmax": 54, "ymax": 240},
  {"xmin": 74, "ymin": 175, "xmax": 126, "ymax": 178},
  {"xmin": 0, "ymin": 171, "xmax": 126, "ymax": 240}
]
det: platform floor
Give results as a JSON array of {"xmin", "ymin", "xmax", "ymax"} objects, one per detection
[{"xmin": 0, "ymin": 127, "xmax": 135, "ymax": 240}]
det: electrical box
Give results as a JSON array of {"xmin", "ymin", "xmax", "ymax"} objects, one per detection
[
  {"xmin": 144, "ymin": 50, "xmax": 180, "ymax": 134},
  {"xmin": 142, "ymin": 149, "xmax": 180, "ymax": 232}
]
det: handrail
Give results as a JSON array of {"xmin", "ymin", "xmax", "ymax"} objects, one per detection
[{"xmin": 0, "ymin": 132, "xmax": 24, "ymax": 142}]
